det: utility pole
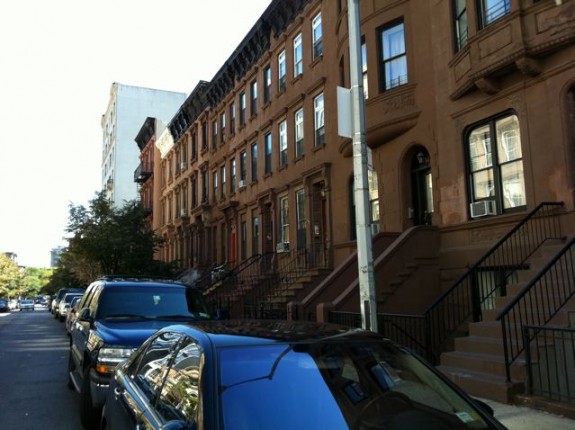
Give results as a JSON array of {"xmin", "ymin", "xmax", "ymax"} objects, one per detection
[{"xmin": 347, "ymin": 0, "xmax": 378, "ymax": 332}]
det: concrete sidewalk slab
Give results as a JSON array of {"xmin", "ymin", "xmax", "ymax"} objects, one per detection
[{"xmin": 479, "ymin": 398, "xmax": 575, "ymax": 430}]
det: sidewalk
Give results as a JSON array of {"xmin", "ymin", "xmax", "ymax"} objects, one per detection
[{"xmin": 479, "ymin": 398, "xmax": 575, "ymax": 430}]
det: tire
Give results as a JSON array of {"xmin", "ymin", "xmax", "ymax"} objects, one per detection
[{"xmin": 80, "ymin": 367, "xmax": 101, "ymax": 430}]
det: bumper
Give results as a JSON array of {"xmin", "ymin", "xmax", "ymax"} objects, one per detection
[{"xmin": 89, "ymin": 368, "xmax": 111, "ymax": 408}]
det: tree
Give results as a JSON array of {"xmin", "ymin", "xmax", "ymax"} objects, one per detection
[
  {"xmin": 58, "ymin": 191, "xmax": 175, "ymax": 285},
  {"xmin": 20, "ymin": 267, "xmax": 53, "ymax": 297},
  {"xmin": 0, "ymin": 254, "xmax": 21, "ymax": 297}
]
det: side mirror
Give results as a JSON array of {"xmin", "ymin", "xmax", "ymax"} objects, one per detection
[{"xmin": 77, "ymin": 307, "xmax": 92, "ymax": 323}]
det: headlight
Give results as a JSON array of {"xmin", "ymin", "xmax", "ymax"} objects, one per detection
[{"xmin": 96, "ymin": 347, "xmax": 137, "ymax": 375}]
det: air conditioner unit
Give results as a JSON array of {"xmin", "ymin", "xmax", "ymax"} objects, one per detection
[
  {"xmin": 239, "ymin": 180, "xmax": 247, "ymax": 189},
  {"xmin": 370, "ymin": 223, "xmax": 380, "ymax": 236},
  {"xmin": 470, "ymin": 200, "xmax": 496, "ymax": 218},
  {"xmin": 276, "ymin": 242, "xmax": 289, "ymax": 253},
  {"xmin": 180, "ymin": 162, "xmax": 187, "ymax": 170}
]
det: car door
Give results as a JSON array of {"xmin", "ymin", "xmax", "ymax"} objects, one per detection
[
  {"xmin": 105, "ymin": 331, "xmax": 183, "ymax": 429},
  {"xmin": 70, "ymin": 284, "xmax": 100, "ymax": 369}
]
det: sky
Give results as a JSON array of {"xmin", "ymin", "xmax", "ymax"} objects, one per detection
[{"xmin": 0, "ymin": 0, "xmax": 272, "ymax": 268}]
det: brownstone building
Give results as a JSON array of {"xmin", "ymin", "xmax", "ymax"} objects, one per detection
[{"xmin": 136, "ymin": 0, "xmax": 575, "ymax": 405}]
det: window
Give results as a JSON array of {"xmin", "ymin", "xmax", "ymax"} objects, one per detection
[
  {"xmin": 240, "ymin": 92, "xmax": 246, "ymax": 126},
  {"xmin": 252, "ymin": 214, "xmax": 260, "ymax": 255},
  {"xmin": 191, "ymin": 132, "xmax": 197, "ymax": 160},
  {"xmin": 314, "ymin": 93, "xmax": 325, "ymax": 147},
  {"xmin": 201, "ymin": 170, "xmax": 208, "ymax": 204},
  {"xmin": 361, "ymin": 39, "xmax": 368, "ymax": 99},
  {"xmin": 230, "ymin": 158, "xmax": 237, "ymax": 194},
  {"xmin": 240, "ymin": 150, "xmax": 247, "ymax": 183},
  {"xmin": 479, "ymin": 0, "xmax": 510, "ymax": 28},
  {"xmin": 295, "ymin": 108, "xmax": 304, "ymax": 157},
  {"xmin": 312, "ymin": 12, "xmax": 323, "ymax": 59},
  {"xmin": 293, "ymin": 33, "xmax": 303, "ymax": 77},
  {"xmin": 453, "ymin": 0, "xmax": 468, "ymax": 51},
  {"xmin": 191, "ymin": 178, "xmax": 197, "ymax": 208},
  {"xmin": 279, "ymin": 196, "xmax": 289, "ymax": 244},
  {"xmin": 263, "ymin": 65, "xmax": 272, "ymax": 104},
  {"xmin": 278, "ymin": 50, "xmax": 286, "ymax": 93},
  {"xmin": 221, "ymin": 165, "xmax": 227, "ymax": 200},
  {"xmin": 279, "ymin": 120, "xmax": 288, "ymax": 168},
  {"xmin": 467, "ymin": 113, "xmax": 525, "ymax": 216},
  {"xmin": 213, "ymin": 171, "xmax": 218, "ymax": 203},
  {"xmin": 220, "ymin": 112, "xmax": 226, "ymax": 144},
  {"xmin": 296, "ymin": 188, "xmax": 306, "ymax": 250},
  {"xmin": 130, "ymin": 332, "xmax": 181, "ymax": 403},
  {"xmin": 201, "ymin": 121, "xmax": 208, "ymax": 150},
  {"xmin": 250, "ymin": 80, "xmax": 258, "ymax": 116},
  {"xmin": 230, "ymin": 102, "xmax": 236, "ymax": 135},
  {"xmin": 157, "ymin": 337, "xmax": 202, "ymax": 423},
  {"xmin": 264, "ymin": 132, "xmax": 272, "ymax": 174},
  {"xmin": 240, "ymin": 218, "xmax": 247, "ymax": 260},
  {"xmin": 251, "ymin": 142, "xmax": 258, "ymax": 182},
  {"xmin": 380, "ymin": 21, "xmax": 408, "ymax": 90},
  {"xmin": 212, "ymin": 120, "xmax": 218, "ymax": 149}
]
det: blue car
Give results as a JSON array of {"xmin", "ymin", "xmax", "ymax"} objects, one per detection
[{"xmin": 101, "ymin": 320, "xmax": 508, "ymax": 430}]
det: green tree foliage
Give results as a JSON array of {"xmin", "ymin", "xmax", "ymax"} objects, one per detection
[
  {"xmin": 0, "ymin": 254, "xmax": 21, "ymax": 297},
  {"xmin": 56, "ymin": 191, "xmax": 176, "ymax": 285},
  {"xmin": 20, "ymin": 266, "xmax": 53, "ymax": 297}
]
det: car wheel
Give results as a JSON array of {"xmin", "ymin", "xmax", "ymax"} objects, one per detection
[{"xmin": 80, "ymin": 368, "xmax": 101, "ymax": 430}]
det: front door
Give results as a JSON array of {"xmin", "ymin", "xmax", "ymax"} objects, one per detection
[{"xmin": 411, "ymin": 151, "xmax": 433, "ymax": 225}]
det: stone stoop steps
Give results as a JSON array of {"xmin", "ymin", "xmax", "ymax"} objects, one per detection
[{"xmin": 436, "ymin": 241, "xmax": 572, "ymax": 404}]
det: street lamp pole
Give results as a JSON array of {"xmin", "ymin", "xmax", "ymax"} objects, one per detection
[{"xmin": 347, "ymin": 0, "xmax": 378, "ymax": 332}]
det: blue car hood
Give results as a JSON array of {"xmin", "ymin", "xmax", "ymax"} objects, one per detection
[{"xmin": 95, "ymin": 320, "xmax": 179, "ymax": 347}]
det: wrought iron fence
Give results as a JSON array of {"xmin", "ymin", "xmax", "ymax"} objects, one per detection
[
  {"xmin": 523, "ymin": 325, "xmax": 575, "ymax": 404},
  {"xmin": 497, "ymin": 238, "xmax": 575, "ymax": 380}
]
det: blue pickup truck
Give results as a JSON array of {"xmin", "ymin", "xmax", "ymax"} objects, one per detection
[{"xmin": 67, "ymin": 276, "xmax": 210, "ymax": 429}]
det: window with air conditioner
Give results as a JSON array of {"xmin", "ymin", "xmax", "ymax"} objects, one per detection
[{"xmin": 467, "ymin": 113, "xmax": 525, "ymax": 218}]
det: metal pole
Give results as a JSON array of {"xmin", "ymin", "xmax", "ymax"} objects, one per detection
[{"xmin": 347, "ymin": 0, "xmax": 378, "ymax": 332}]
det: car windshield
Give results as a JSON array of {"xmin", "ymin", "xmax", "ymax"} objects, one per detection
[
  {"xmin": 21, "ymin": 300, "xmax": 33, "ymax": 304},
  {"xmin": 97, "ymin": 286, "xmax": 210, "ymax": 321},
  {"xmin": 219, "ymin": 340, "xmax": 494, "ymax": 430}
]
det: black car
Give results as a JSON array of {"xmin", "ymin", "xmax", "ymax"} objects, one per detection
[
  {"xmin": 101, "ymin": 320, "xmax": 508, "ymax": 430},
  {"xmin": 67, "ymin": 276, "xmax": 210, "ymax": 429},
  {"xmin": 0, "ymin": 299, "xmax": 9, "ymax": 313}
]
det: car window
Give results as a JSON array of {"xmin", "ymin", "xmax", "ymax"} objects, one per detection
[
  {"xmin": 156, "ymin": 337, "xmax": 203, "ymax": 424},
  {"xmin": 129, "ymin": 332, "xmax": 182, "ymax": 403},
  {"xmin": 97, "ymin": 286, "xmax": 207, "ymax": 320}
]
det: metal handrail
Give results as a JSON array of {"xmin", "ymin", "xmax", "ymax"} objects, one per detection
[
  {"xmin": 497, "ymin": 238, "xmax": 575, "ymax": 381},
  {"xmin": 378, "ymin": 201, "xmax": 563, "ymax": 363}
]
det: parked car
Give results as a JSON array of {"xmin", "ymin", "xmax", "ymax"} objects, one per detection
[
  {"xmin": 57, "ymin": 292, "xmax": 84, "ymax": 322},
  {"xmin": 52, "ymin": 287, "xmax": 84, "ymax": 316},
  {"xmin": 101, "ymin": 320, "xmax": 508, "ymax": 430},
  {"xmin": 19, "ymin": 299, "xmax": 35, "ymax": 311},
  {"xmin": 8, "ymin": 299, "xmax": 18, "ymax": 311},
  {"xmin": 0, "ymin": 299, "xmax": 9, "ymax": 313},
  {"xmin": 68, "ymin": 276, "xmax": 211, "ymax": 429},
  {"xmin": 65, "ymin": 296, "xmax": 83, "ymax": 335}
]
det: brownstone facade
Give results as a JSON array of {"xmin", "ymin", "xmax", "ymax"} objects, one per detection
[{"xmin": 140, "ymin": 0, "xmax": 574, "ymax": 306}]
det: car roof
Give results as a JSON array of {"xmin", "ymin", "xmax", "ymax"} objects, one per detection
[{"xmin": 159, "ymin": 320, "xmax": 384, "ymax": 348}]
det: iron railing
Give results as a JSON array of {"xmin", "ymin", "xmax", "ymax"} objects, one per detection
[
  {"xmin": 243, "ymin": 248, "xmax": 313, "ymax": 319},
  {"xmin": 523, "ymin": 325, "xmax": 575, "ymax": 404},
  {"xmin": 332, "ymin": 202, "xmax": 564, "ymax": 363},
  {"xmin": 497, "ymin": 238, "xmax": 575, "ymax": 381}
]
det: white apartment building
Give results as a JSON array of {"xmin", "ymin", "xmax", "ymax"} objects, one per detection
[{"xmin": 101, "ymin": 83, "xmax": 187, "ymax": 207}]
